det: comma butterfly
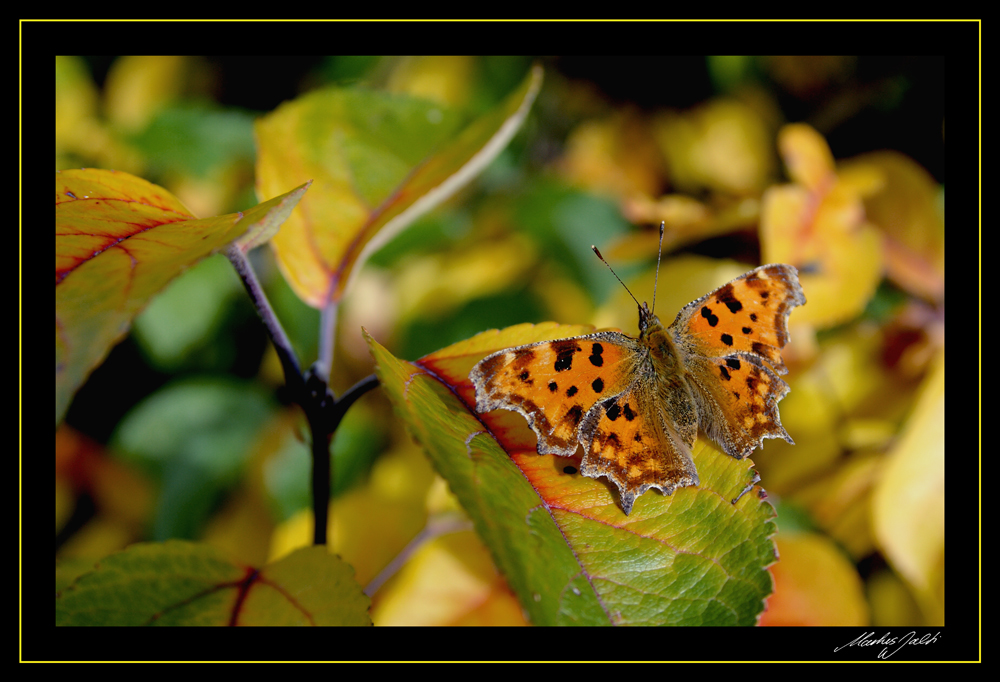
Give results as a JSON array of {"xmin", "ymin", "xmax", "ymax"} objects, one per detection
[{"xmin": 470, "ymin": 226, "xmax": 805, "ymax": 515}]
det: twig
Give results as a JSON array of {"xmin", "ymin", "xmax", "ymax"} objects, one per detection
[
  {"xmin": 225, "ymin": 245, "xmax": 304, "ymax": 393},
  {"xmin": 364, "ymin": 515, "xmax": 473, "ymax": 598},
  {"xmin": 226, "ymin": 246, "xmax": 381, "ymax": 547}
]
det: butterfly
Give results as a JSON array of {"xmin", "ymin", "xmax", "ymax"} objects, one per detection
[{"xmin": 469, "ymin": 228, "xmax": 805, "ymax": 515}]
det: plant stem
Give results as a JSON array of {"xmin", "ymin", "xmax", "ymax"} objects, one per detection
[
  {"xmin": 317, "ymin": 299, "xmax": 338, "ymax": 386},
  {"xmin": 226, "ymin": 246, "xmax": 380, "ymax": 548},
  {"xmin": 312, "ymin": 374, "xmax": 378, "ymax": 545},
  {"xmin": 310, "ymin": 404, "xmax": 332, "ymax": 545},
  {"xmin": 225, "ymin": 245, "xmax": 304, "ymax": 393},
  {"xmin": 329, "ymin": 374, "xmax": 379, "ymax": 433}
]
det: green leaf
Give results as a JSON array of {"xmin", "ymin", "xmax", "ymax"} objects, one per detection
[
  {"xmin": 110, "ymin": 376, "xmax": 275, "ymax": 540},
  {"xmin": 56, "ymin": 541, "xmax": 371, "ymax": 626},
  {"xmin": 256, "ymin": 64, "xmax": 543, "ymax": 308},
  {"xmin": 365, "ymin": 324, "xmax": 777, "ymax": 626},
  {"xmin": 55, "ymin": 168, "xmax": 310, "ymax": 424}
]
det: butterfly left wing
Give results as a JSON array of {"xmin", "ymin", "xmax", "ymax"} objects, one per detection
[
  {"xmin": 670, "ymin": 263, "xmax": 806, "ymax": 460},
  {"xmin": 471, "ymin": 332, "xmax": 642, "ymax": 456}
]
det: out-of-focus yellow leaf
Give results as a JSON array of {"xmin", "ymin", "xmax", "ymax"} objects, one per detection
[
  {"xmin": 762, "ymin": 124, "xmax": 884, "ymax": 328},
  {"xmin": 794, "ymin": 452, "xmax": 882, "ymax": 560},
  {"xmin": 867, "ymin": 567, "xmax": 926, "ymax": 626},
  {"xmin": 653, "ymin": 98, "xmax": 776, "ymax": 196},
  {"xmin": 778, "ymin": 121, "xmax": 837, "ymax": 191},
  {"xmin": 104, "ymin": 56, "xmax": 205, "ymax": 132},
  {"xmin": 618, "ymin": 194, "xmax": 759, "ymax": 258},
  {"xmin": 256, "ymin": 64, "xmax": 543, "ymax": 308},
  {"xmin": 56, "ymin": 424, "xmax": 153, "ymax": 559},
  {"xmin": 394, "ymin": 233, "xmax": 538, "ymax": 323},
  {"xmin": 755, "ymin": 323, "xmax": 915, "ymax": 497},
  {"xmin": 871, "ymin": 350, "xmax": 944, "ymax": 625},
  {"xmin": 371, "ymin": 529, "xmax": 528, "ymax": 626},
  {"xmin": 55, "ymin": 56, "xmax": 99, "ymax": 152},
  {"xmin": 386, "ymin": 55, "xmax": 477, "ymax": 108},
  {"xmin": 55, "ymin": 168, "xmax": 309, "ymax": 423},
  {"xmin": 557, "ymin": 110, "xmax": 667, "ymax": 201},
  {"xmin": 841, "ymin": 150, "xmax": 944, "ymax": 304},
  {"xmin": 759, "ymin": 532, "xmax": 869, "ymax": 626},
  {"xmin": 754, "ymin": 367, "xmax": 841, "ymax": 494}
]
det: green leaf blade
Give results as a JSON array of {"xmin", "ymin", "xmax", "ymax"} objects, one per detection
[
  {"xmin": 56, "ymin": 541, "xmax": 371, "ymax": 626},
  {"xmin": 257, "ymin": 64, "xmax": 543, "ymax": 308}
]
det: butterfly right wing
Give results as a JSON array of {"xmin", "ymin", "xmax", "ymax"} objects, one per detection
[{"xmin": 668, "ymin": 263, "xmax": 805, "ymax": 460}]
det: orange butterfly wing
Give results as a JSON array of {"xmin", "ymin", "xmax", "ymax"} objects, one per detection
[
  {"xmin": 471, "ymin": 332, "xmax": 641, "ymax": 456},
  {"xmin": 472, "ymin": 323, "xmax": 704, "ymax": 515},
  {"xmin": 577, "ymin": 364, "xmax": 700, "ymax": 515},
  {"xmin": 670, "ymin": 263, "xmax": 806, "ymax": 460}
]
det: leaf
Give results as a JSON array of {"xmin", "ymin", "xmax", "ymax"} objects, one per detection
[
  {"xmin": 56, "ymin": 540, "xmax": 371, "ymax": 626},
  {"xmin": 55, "ymin": 168, "xmax": 310, "ymax": 424},
  {"xmin": 366, "ymin": 324, "xmax": 778, "ymax": 626},
  {"xmin": 371, "ymin": 529, "xmax": 529, "ymax": 626},
  {"xmin": 840, "ymin": 150, "xmax": 944, "ymax": 304},
  {"xmin": 110, "ymin": 377, "xmax": 275, "ymax": 540},
  {"xmin": 256, "ymin": 64, "xmax": 543, "ymax": 308},
  {"xmin": 758, "ymin": 532, "xmax": 869, "ymax": 626},
  {"xmin": 761, "ymin": 123, "xmax": 883, "ymax": 328},
  {"xmin": 871, "ymin": 349, "xmax": 944, "ymax": 624}
]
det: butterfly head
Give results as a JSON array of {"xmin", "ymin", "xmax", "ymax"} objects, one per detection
[
  {"xmin": 593, "ymin": 221, "xmax": 666, "ymax": 338},
  {"xmin": 638, "ymin": 300, "xmax": 661, "ymax": 334}
]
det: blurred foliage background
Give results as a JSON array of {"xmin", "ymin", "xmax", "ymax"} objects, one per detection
[{"xmin": 56, "ymin": 54, "xmax": 945, "ymax": 627}]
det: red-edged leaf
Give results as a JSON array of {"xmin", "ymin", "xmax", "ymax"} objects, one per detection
[
  {"xmin": 56, "ymin": 168, "xmax": 309, "ymax": 423},
  {"xmin": 56, "ymin": 541, "xmax": 370, "ymax": 626},
  {"xmin": 256, "ymin": 64, "xmax": 543, "ymax": 308}
]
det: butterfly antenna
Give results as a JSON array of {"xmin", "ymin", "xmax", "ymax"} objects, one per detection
[
  {"xmin": 591, "ymin": 244, "xmax": 641, "ymax": 309},
  {"xmin": 651, "ymin": 221, "xmax": 664, "ymax": 316}
]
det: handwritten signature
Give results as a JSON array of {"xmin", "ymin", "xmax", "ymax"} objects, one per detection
[{"xmin": 834, "ymin": 631, "xmax": 941, "ymax": 659}]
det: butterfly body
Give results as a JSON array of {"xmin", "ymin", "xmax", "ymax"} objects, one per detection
[{"xmin": 470, "ymin": 263, "xmax": 805, "ymax": 515}]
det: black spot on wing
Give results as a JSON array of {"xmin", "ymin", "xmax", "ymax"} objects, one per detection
[
  {"xmin": 551, "ymin": 340, "xmax": 581, "ymax": 372},
  {"xmin": 716, "ymin": 284, "xmax": 743, "ymax": 314},
  {"xmin": 603, "ymin": 397, "xmax": 621, "ymax": 421},
  {"xmin": 588, "ymin": 342, "xmax": 605, "ymax": 367}
]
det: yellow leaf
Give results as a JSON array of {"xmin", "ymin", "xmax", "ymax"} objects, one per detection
[
  {"xmin": 56, "ymin": 168, "xmax": 309, "ymax": 423},
  {"xmin": 371, "ymin": 530, "xmax": 527, "ymax": 626},
  {"xmin": 762, "ymin": 124, "xmax": 884, "ymax": 328},
  {"xmin": 760, "ymin": 532, "xmax": 869, "ymax": 626},
  {"xmin": 871, "ymin": 350, "xmax": 944, "ymax": 625},
  {"xmin": 256, "ymin": 65, "xmax": 543, "ymax": 308}
]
